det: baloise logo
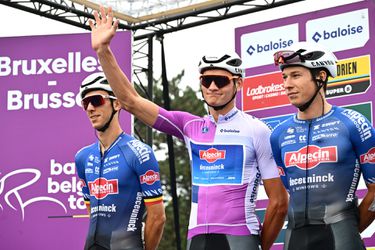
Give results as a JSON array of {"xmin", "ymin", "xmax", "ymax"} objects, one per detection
[
  {"xmin": 312, "ymin": 24, "xmax": 363, "ymax": 42},
  {"xmin": 246, "ymin": 38, "xmax": 293, "ymax": 56}
]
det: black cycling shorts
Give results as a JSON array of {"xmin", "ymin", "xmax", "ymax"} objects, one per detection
[
  {"xmin": 187, "ymin": 234, "xmax": 261, "ymax": 250},
  {"xmin": 284, "ymin": 219, "xmax": 366, "ymax": 250}
]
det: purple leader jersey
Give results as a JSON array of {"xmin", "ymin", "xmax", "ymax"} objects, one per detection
[{"xmin": 153, "ymin": 107, "xmax": 279, "ymax": 239}]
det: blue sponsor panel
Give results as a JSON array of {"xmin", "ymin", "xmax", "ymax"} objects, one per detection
[{"xmin": 190, "ymin": 142, "xmax": 244, "ymax": 185}]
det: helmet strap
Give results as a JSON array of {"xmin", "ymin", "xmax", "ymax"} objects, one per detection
[
  {"xmin": 297, "ymin": 78, "xmax": 326, "ymax": 112},
  {"xmin": 97, "ymin": 101, "xmax": 117, "ymax": 132},
  {"xmin": 202, "ymin": 82, "xmax": 238, "ymax": 111}
]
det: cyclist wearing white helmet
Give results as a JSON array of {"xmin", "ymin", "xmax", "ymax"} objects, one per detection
[
  {"xmin": 75, "ymin": 72, "xmax": 165, "ymax": 250},
  {"xmin": 88, "ymin": 6, "xmax": 288, "ymax": 250},
  {"xmin": 270, "ymin": 42, "xmax": 375, "ymax": 250}
]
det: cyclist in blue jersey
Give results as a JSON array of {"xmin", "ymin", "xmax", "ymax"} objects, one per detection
[
  {"xmin": 75, "ymin": 72, "xmax": 165, "ymax": 250},
  {"xmin": 86, "ymin": 6, "xmax": 288, "ymax": 250},
  {"xmin": 270, "ymin": 41, "xmax": 375, "ymax": 250}
]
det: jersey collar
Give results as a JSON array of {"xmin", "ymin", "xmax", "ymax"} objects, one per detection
[
  {"xmin": 293, "ymin": 106, "xmax": 337, "ymax": 124},
  {"xmin": 209, "ymin": 107, "xmax": 239, "ymax": 123}
]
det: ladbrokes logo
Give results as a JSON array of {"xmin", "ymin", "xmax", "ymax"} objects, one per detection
[
  {"xmin": 199, "ymin": 148, "xmax": 226, "ymax": 163},
  {"xmin": 88, "ymin": 178, "xmax": 119, "ymax": 199},
  {"xmin": 285, "ymin": 145, "xmax": 337, "ymax": 170},
  {"xmin": 140, "ymin": 170, "xmax": 160, "ymax": 185},
  {"xmin": 360, "ymin": 147, "xmax": 375, "ymax": 164}
]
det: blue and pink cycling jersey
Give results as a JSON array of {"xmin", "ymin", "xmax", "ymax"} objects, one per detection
[
  {"xmin": 270, "ymin": 106, "xmax": 375, "ymax": 228},
  {"xmin": 75, "ymin": 133, "xmax": 163, "ymax": 249},
  {"xmin": 153, "ymin": 107, "xmax": 279, "ymax": 239}
]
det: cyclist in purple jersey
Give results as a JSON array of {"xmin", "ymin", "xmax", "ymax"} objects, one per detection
[
  {"xmin": 75, "ymin": 72, "xmax": 165, "ymax": 250},
  {"xmin": 87, "ymin": 6, "xmax": 288, "ymax": 250},
  {"xmin": 270, "ymin": 42, "xmax": 375, "ymax": 250}
]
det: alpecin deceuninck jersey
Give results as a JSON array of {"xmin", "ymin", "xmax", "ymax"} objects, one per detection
[{"xmin": 75, "ymin": 132, "xmax": 163, "ymax": 249}]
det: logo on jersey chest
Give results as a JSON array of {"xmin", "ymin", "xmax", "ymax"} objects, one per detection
[
  {"xmin": 199, "ymin": 148, "xmax": 226, "ymax": 163},
  {"xmin": 88, "ymin": 178, "xmax": 119, "ymax": 199},
  {"xmin": 285, "ymin": 145, "xmax": 337, "ymax": 170},
  {"xmin": 140, "ymin": 170, "xmax": 160, "ymax": 185},
  {"xmin": 360, "ymin": 147, "xmax": 375, "ymax": 164}
]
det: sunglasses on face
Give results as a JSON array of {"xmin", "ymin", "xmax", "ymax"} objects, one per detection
[
  {"xmin": 199, "ymin": 75, "xmax": 239, "ymax": 88},
  {"xmin": 81, "ymin": 94, "xmax": 117, "ymax": 110}
]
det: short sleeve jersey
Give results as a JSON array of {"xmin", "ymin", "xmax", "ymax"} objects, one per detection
[
  {"xmin": 75, "ymin": 133, "xmax": 163, "ymax": 249},
  {"xmin": 270, "ymin": 106, "xmax": 375, "ymax": 228},
  {"xmin": 153, "ymin": 107, "xmax": 279, "ymax": 238}
]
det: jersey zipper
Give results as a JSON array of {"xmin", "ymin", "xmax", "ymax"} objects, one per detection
[{"xmin": 305, "ymin": 121, "xmax": 312, "ymax": 224}]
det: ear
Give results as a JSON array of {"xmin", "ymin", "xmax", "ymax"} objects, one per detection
[
  {"xmin": 236, "ymin": 77, "xmax": 243, "ymax": 89},
  {"xmin": 113, "ymin": 99, "xmax": 122, "ymax": 111},
  {"xmin": 318, "ymin": 70, "xmax": 328, "ymax": 82}
]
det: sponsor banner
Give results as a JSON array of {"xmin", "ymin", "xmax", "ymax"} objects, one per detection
[
  {"xmin": 190, "ymin": 142, "xmax": 244, "ymax": 185},
  {"xmin": 240, "ymin": 24, "xmax": 298, "ymax": 69},
  {"xmin": 242, "ymin": 71, "xmax": 288, "ymax": 112},
  {"xmin": 326, "ymin": 55, "xmax": 371, "ymax": 98},
  {"xmin": 306, "ymin": 9, "xmax": 370, "ymax": 52},
  {"xmin": 0, "ymin": 32, "xmax": 132, "ymax": 250}
]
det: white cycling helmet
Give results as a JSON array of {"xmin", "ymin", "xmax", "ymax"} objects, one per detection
[
  {"xmin": 79, "ymin": 72, "xmax": 114, "ymax": 99},
  {"xmin": 274, "ymin": 41, "xmax": 337, "ymax": 77},
  {"xmin": 198, "ymin": 52, "xmax": 244, "ymax": 77}
]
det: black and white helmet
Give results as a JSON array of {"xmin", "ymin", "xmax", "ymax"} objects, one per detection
[
  {"xmin": 198, "ymin": 52, "xmax": 244, "ymax": 77},
  {"xmin": 274, "ymin": 41, "xmax": 337, "ymax": 77},
  {"xmin": 79, "ymin": 72, "xmax": 114, "ymax": 99}
]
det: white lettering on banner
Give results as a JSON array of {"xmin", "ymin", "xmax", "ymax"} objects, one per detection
[
  {"xmin": 246, "ymin": 83, "xmax": 285, "ymax": 96},
  {"xmin": 47, "ymin": 159, "xmax": 86, "ymax": 210},
  {"xmin": 0, "ymin": 52, "xmax": 100, "ymax": 77},
  {"xmin": 0, "ymin": 168, "xmax": 67, "ymax": 221},
  {"xmin": 7, "ymin": 89, "xmax": 81, "ymax": 111}
]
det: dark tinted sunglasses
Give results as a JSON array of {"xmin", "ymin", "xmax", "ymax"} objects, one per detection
[
  {"xmin": 200, "ymin": 75, "xmax": 239, "ymax": 88},
  {"xmin": 81, "ymin": 94, "xmax": 117, "ymax": 110}
]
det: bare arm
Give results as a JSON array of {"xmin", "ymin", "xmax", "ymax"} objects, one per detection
[
  {"xmin": 144, "ymin": 203, "xmax": 166, "ymax": 250},
  {"xmin": 85, "ymin": 201, "xmax": 91, "ymax": 217},
  {"xmin": 359, "ymin": 183, "xmax": 375, "ymax": 232},
  {"xmin": 261, "ymin": 178, "xmax": 288, "ymax": 250},
  {"xmin": 89, "ymin": 6, "xmax": 159, "ymax": 126}
]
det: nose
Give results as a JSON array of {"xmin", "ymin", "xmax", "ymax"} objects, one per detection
[
  {"xmin": 86, "ymin": 101, "xmax": 96, "ymax": 111},
  {"xmin": 283, "ymin": 77, "xmax": 293, "ymax": 90},
  {"xmin": 207, "ymin": 80, "xmax": 219, "ymax": 90}
]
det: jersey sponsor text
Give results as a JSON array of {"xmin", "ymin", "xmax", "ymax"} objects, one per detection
[
  {"xmin": 285, "ymin": 145, "xmax": 337, "ymax": 169},
  {"xmin": 199, "ymin": 148, "xmax": 226, "ymax": 163},
  {"xmin": 140, "ymin": 170, "xmax": 160, "ymax": 185},
  {"xmin": 88, "ymin": 178, "xmax": 119, "ymax": 199}
]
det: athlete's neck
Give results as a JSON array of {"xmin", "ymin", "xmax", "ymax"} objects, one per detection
[
  {"xmin": 209, "ymin": 102, "xmax": 235, "ymax": 122},
  {"xmin": 297, "ymin": 96, "xmax": 332, "ymax": 120},
  {"xmin": 97, "ymin": 123, "xmax": 123, "ymax": 153}
]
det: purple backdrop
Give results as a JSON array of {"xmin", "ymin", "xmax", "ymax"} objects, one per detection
[{"xmin": 0, "ymin": 31, "xmax": 132, "ymax": 250}]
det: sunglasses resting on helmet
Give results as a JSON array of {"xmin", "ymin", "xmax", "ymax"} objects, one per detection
[
  {"xmin": 199, "ymin": 75, "xmax": 239, "ymax": 88},
  {"xmin": 273, "ymin": 49, "xmax": 326, "ymax": 66},
  {"xmin": 81, "ymin": 94, "xmax": 117, "ymax": 110}
]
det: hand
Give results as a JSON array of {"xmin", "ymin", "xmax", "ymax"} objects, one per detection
[{"xmin": 89, "ymin": 5, "xmax": 119, "ymax": 52}]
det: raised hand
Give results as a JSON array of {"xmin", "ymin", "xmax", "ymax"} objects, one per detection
[{"xmin": 89, "ymin": 6, "xmax": 119, "ymax": 52}]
